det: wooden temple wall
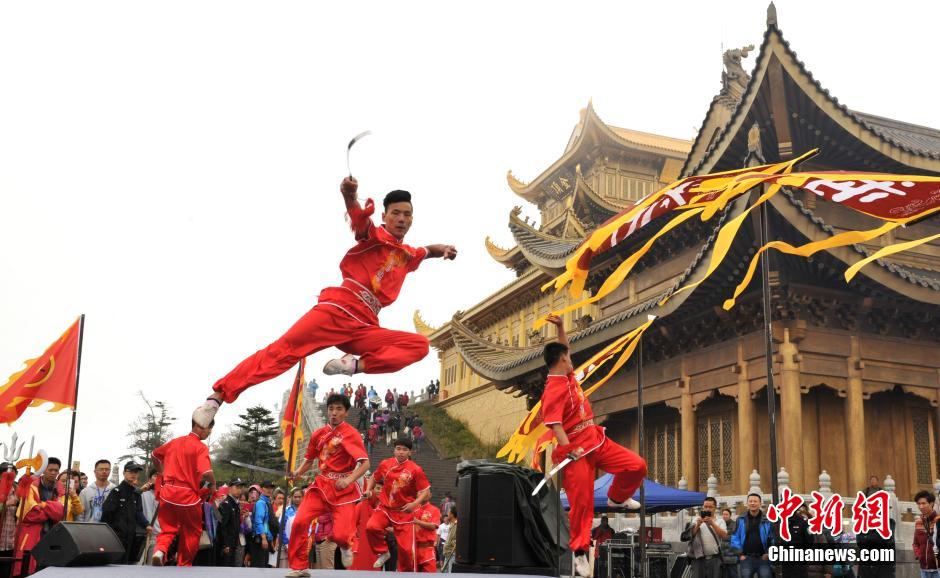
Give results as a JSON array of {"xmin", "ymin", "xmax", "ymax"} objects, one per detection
[{"xmin": 596, "ymin": 326, "xmax": 940, "ymax": 501}]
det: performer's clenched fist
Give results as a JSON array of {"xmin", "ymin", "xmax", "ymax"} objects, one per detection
[{"xmin": 341, "ymin": 176, "xmax": 358, "ymax": 196}]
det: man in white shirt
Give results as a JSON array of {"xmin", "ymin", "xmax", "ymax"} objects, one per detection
[
  {"xmin": 684, "ymin": 497, "xmax": 728, "ymax": 578},
  {"xmin": 78, "ymin": 459, "xmax": 115, "ymax": 522}
]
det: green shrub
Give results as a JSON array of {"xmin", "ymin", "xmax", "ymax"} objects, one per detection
[{"xmin": 411, "ymin": 403, "xmax": 506, "ymax": 460}]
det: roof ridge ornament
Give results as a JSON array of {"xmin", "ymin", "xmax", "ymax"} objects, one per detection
[
  {"xmin": 718, "ymin": 44, "xmax": 755, "ymax": 106},
  {"xmin": 767, "ymin": 2, "xmax": 778, "ymax": 27}
]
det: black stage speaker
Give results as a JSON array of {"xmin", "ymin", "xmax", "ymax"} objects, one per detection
[
  {"xmin": 32, "ymin": 522, "xmax": 125, "ymax": 567},
  {"xmin": 456, "ymin": 471, "xmax": 553, "ymax": 574}
]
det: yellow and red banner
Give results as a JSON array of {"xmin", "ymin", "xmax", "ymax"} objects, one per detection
[
  {"xmin": 281, "ymin": 358, "xmax": 306, "ymax": 466},
  {"xmin": 537, "ymin": 153, "xmax": 940, "ymax": 323},
  {"xmin": 0, "ymin": 319, "xmax": 80, "ymax": 424}
]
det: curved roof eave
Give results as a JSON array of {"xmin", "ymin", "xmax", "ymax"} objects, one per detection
[
  {"xmin": 770, "ymin": 190, "xmax": 940, "ymax": 303},
  {"xmin": 684, "ymin": 24, "xmax": 940, "ymax": 178}
]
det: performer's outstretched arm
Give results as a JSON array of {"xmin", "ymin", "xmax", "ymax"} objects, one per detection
[
  {"xmin": 289, "ymin": 458, "xmax": 315, "ymax": 481},
  {"xmin": 425, "ymin": 244, "xmax": 458, "ymax": 260}
]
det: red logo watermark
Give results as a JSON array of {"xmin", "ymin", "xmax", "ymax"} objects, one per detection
[{"xmin": 765, "ymin": 489, "xmax": 891, "ymax": 540}]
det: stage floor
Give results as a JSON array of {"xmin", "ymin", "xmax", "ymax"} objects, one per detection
[{"xmin": 34, "ymin": 566, "xmax": 550, "ymax": 577}]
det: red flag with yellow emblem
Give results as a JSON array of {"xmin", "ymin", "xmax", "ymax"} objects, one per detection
[
  {"xmin": 0, "ymin": 319, "xmax": 80, "ymax": 424},
  {"xmin": 281, "ymin": 358, "xmax": 306, "ymax": 467}
]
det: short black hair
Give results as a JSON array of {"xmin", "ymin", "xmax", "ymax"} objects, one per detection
[
  {"xmin": 95, "ymin": 459, "xmax": 111, "ymax": 469},
  {"xmin": 326, "ymin": 393, "xmax": 351, "ymax": 410},
  {"xmin": 383, "ymin": 190, "xmax": 412, "ymax": 210},
  {"xmin": 395, "ymin": 438, "xmax": 413, "ymax": 450},
  {"xmin": 747, "ymin": 493, "xmax": 762, "ymax": 502},
  {"xmin": 47, "ymin": 457, "xmax": 62, "ymax": 468},
  {"xmin": 703, "ymin": 497, "xmax": 718, "ymax": 506},
  {"xmin": 915, "ymin": 490, "xmax": 935, "ymax": 504},
  {"xmin": 543, "ymin": 342, "xmax": 569, "ymax": 368},
  {"xmin": 449, "ymin": 507, "xmax": 458, "ymax": 519},
  {"xmin": 722, "ymin": 508, "xmax": 732, "ymax": 515}
]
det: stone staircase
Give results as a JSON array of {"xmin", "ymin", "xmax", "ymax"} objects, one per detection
[{"xmin": 342, "ymin": 404, "xmax": 461, "ymax": 498}]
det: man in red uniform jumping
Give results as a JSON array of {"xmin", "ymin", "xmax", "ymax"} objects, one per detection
[
  {"xmin": 193, "ymin": 177, "xmax": 457, "ymax": 426},
  {"xmin": 413, "ymin": 490, "xmax": 442, "ymax": 573},
  {"xmin": 365, "ymin": 437, "xmax": 430, "ymax": 571},
  {"xmin": 151, "ymin": 417, "xmax": 216, "ymax": 567},
  {"xmin": 285, "ymin": 393, "xmax": 370, "ymax": 578},
  {"xmin": 541, "ymin": 315, "xmax": 647, "ymax": 577}
]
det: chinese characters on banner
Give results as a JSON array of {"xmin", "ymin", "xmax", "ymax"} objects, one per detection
[{"xmin": 766, "ymin": 489, "xmax": 892, "ymax": 541}]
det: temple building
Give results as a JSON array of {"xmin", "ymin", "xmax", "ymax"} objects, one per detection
[{"xmin": 417, "ymin": 4, "xmax": 940, "ymax": 500}]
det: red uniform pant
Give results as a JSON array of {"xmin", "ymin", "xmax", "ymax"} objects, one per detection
[
  {"xmin": 213, "ymin": 302, "xmax": 429, "ymax": 403},
  {"xmin": 155, "ymin": 502, "xmax": 203, "ymax": 567},
  {"xmin": 563, "ymin": 437, "xmax": 647, "ymax": 552},
  {"xmin": 416, "ymin": 543, "xmax": 437, "ymax": 572},
  {"xmin": 366, "ymin": 508, "xmax": 416, "ymax": 572},
  {"xmin": 287, "ymin": 487, "xmax": 358, "ymax": 571}
]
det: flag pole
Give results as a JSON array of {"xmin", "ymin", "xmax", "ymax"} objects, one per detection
[
  {"xmin": 276, "ymin": 359, "xmax": 305, "ymax": 568},
  {"xmin": 64, "ymin": 314, "xmax": 85, "ymax": 522},
  {"xmin": 637, "ymin": 320, "xmax": 648, "ymax": 578}
]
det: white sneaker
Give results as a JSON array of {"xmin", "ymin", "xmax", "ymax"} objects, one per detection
[
  {"xmin": 373, "ymin": 551, "xmax": 391, "ymax": 568},
  {"xmin": 341, "ymin": 547, "xmax": 354, "ymax": 568},
  {"xmin": 192, "ymin": 398, "xmax": 220, "ymax": 428},
  {"xmin": 151, "ymin": 551, "xmax": 164, "ymax": 567},
  {"xmin": 285, "ymin": 570, "xmax": 311, "ymax": 578},
  {"xmin": 607, "ymin": 497, "xmax": 642, "ymax": 510},
  {"xmin": 324, "ymin": 353, "xmax": 359, "ymax": 376},
  {"xmin": 574, "ymin": 553, "xmax": 592, "ymax": 577}
]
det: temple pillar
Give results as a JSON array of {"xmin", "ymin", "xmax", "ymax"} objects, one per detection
[
  {"xmin": 736, "ymin": 342, "xmax": 757, "ymax": 494},
  {"xmin": 846, "ymin": 335, "xmax": 867, "ymax": 494},
  {"xmin": 779, "ymin": 328, "xmax": 804, "ymax": 491},
  {"xmin": 680, "ymin": 376, "xmax": 697, "ymax": 491}
]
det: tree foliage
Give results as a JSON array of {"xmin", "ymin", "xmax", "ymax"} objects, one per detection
[
  {"xmin": 213, "ymin": 405, "xmax": 285, "ymax": 476},
  {"xmin": 120, "ymin": 392, "xmax": 175, "ymax": 475}
]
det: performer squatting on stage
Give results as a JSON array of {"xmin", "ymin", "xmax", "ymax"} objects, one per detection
[
  {"xmin": 194, "ymin": 176, "xmax": 458, "ymax": 427},
  {"xmin": 413, "ymin": 490, "xmax": 442, "ymax": 573},
  {"xmin": 541, "ymin": 314, "xmax": 648, "ymax": 578},
  {"xmin": 285, "ymin": 394, "xmax": 370, "ymax": 578},
  {"xmin": 365, "ymin": 437, "xmax": 430, "ymax": 572},
  {"xmin": 150, "ymin": 417, "xmax": 216, "ymax": 567}
]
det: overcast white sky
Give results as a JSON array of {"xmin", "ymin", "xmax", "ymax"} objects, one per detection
[{"xmin": 2, "ymin": 1, "xmax": 938, "ymax": 471}]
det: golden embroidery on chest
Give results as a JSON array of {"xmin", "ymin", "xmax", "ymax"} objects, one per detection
[
  {"xmin": 319, "ymin": 435, "xmax": 343, "ymax": 462},
  {"xmin": 371, "ymin": 249, "xmax": 411, "ymax": 293}
]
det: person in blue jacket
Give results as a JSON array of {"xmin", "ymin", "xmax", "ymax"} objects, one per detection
[
  {"xmin": 731, "ymin": 493, "xmax": 775, "ymax": 578},
  {"xmin": 249, "ymin": 481, "xmax": 275, "ymax": 568}
]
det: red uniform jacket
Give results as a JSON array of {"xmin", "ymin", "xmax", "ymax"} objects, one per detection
[{"xmin": 153, "ymin": 432, "xmax": 212, "ymax": 506}]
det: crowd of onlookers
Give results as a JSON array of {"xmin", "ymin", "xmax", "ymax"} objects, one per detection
[
  {"xmin": 0, "ymin": 455, "xmax": 461, "ymax": 576},
  {"xmin": 315, "ymin": 382, "xmax": 431, "ymax": 459}
]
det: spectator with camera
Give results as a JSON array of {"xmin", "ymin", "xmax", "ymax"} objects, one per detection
[{"xmin": 682, "ymin": 496, "xmax": 728, "ymax": 578}]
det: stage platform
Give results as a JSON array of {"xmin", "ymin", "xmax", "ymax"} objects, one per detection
[{"xmin": 34, "ymin": 566, "xmax": 552, "ymax": 577}]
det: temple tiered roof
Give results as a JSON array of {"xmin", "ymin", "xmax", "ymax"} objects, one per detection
[{"xmin": 422, "ymin": 9, "xmax": 940, "ymax": 396}]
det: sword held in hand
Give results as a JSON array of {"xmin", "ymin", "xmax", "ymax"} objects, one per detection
[
  {"xmin": 346, "ymin": 130, "xmax": 372, "ymax": 178},
  {"xmin": 230, "ymin": 460, "xmax": 288, "ymax": 477},
  {"xmin": 531, "ymin": 457, "xmax": 573, "ymax": 496}
]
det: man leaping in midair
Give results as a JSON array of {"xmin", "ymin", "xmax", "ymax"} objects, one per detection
[{"xmin": 194, "ymin": 177, "xmax": 457, "ymax": 426}]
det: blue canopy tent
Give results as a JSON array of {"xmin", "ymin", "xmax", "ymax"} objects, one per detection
[{"xmin": 561, "ymin": 476, "xmax": 706, "ymax": 513}]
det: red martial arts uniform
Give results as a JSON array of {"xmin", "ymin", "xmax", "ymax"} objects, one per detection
[
  {"xmin": 350, "ymin": 496, "xmax": 380, "ymax": 570},
  {"xmin": 212, "ymin": 199, "xmax": 431, "ymax": 403},
  {"xmin": 414, "ymin": 502, "xmax": 441, "ymax": 572},
  {"xmin": 367, "ymin": 457, "xmax": 430, "ymax": 572},
  {"xmin": 13, "ymin": 478, "xmax": 65, "ymax": 577},
  {"xmin": 542, "ymin": 372, "xmax": 647, "ymax": 553},
  {"xmin": 288, "ymin": 421, "xmax": 368, "ymax": 571},
  {"xmin": 152, "ymin": 432, "xmax": 212, "ymax": 567}
]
